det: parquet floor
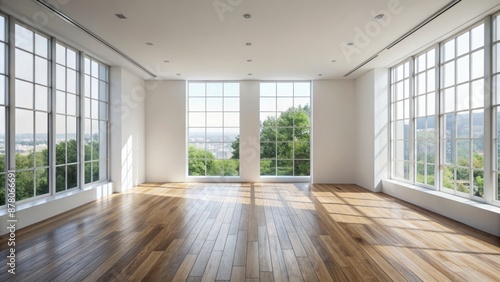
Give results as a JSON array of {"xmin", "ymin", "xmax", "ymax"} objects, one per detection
[{"xmin": 1, "ymin": 183, "xmax": 500, "ymax": 281}]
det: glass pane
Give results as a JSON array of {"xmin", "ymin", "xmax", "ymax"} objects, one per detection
[
  {"xmin": 224, "ymin": 112, "xmax": 239, "ymax": 127},
  {"xmin": 206, "ymin": 112, "xmax": 223, "ymax": 127},
  {"xmin": 189, "ymin": 83, "xmax": 205, "ymax": 96},
  {"xmin": 456, "ymin": 113, "xmax": 469, "ymax": 138},
  {"xmin": 206, "ymin": 159, "xmax": 223, "ymax": 176},
  {"xmin": 84, "ymin": 163, "xmax": 91, "ymax": 184},
  {"xmin": 189, "ymin": 98, "xmax": 205, "ymax": 111},
  {"xmin": 56, "ymin": 44, "xmax": 66, "ymax": 65},
  {"xmin": 443, "ymin": 40, "xmax": 455, "ymax": 62},
  {"xmin": 260, "ymin": 127, "xmax": 276, "ymax": 142},
  {"xmin": 471, "ymin": 50, "xmax": 484, "ymax": 79},
  {"xmin": 15, "ymin": 24, "xmax": 33, "ymax": 52},
  {"xmin": 35, "ymin": 57, "xmax": 48, "ymax": 86},
  {"xmin": 16, "ymin": 109, "xmax": 34, "ymax": 169},
  {"xmin": 456, "ymin": 83, "xmax": 469, "ymax": 111},
  {"xmin": 56, "ymin": 91, "xmax": 65, "ymax": 114},
  {"xmin": 189, "ymin": 112, "xmax": 205, "ymax": 127},
  {"xmin": 277, "ymin": 83, "xmax": 293, "ymax": 97},
  {"xmin": 99, "ymin": 64, "xmax": 108, "ymax": 81},
  {"xmin": 472, "ymin": 110, "xmax": 484, "ymax": 139},
  {"xmin": 91, "ymin": 61, "xmax": 98, "ymax": 78},
  {"xmin": 67, "ymin": 116, "xmax": 77, "ymax": 163},
  {"xmin": 206, "ymin": 128, "xmax": 223, "ymax": 142},
  {"xmin": 427, "ymin": 164, "xmax": 435, "ymax": 186},
  {"xmin": 456, "ymin": 56, "xmax": 469, "ymax": 84},
  {"xmin": 188, "ymin": 128, "xmax": 204, "ymax": 142},
  {"xmin": 277, "ymin": 160, "xmax": 293, "ymax": 176},
  {"xmin": 84, "ymin": 58, "xmax": 91, "ymax": 75},
  {"xmin": 471, "ymin": 79, "xmax": 484, "ymax": 108},
  {"xmin": 224, "ymin": 128, "xmax": 239, "ymax": 143},
  {"xmin": 457, "ymin": 140, "xmax": 470, "ymax": 167},
  {"xmin": 0, "ymin": 174, "xmax": 5, "ymax": 206},
  {"xmin": 260, "ymin": 98, "xmax": 276, "ymax": 112},
  {"xmin": 456, "ymin": 167, "xmax": 470, "ymax": 193},
  {"xmin": 277, "ymin": 97, "xmax": 293, "ymax": 112},
  {"xmin": 206, "ymin": 97, "xmax": 223, "ymax": 111},
  {"xmin": 471, "ymin": 24, "xmax": 484, "ymax": 50},
  {"xmin": 188, "ymin": 159, "xmax": 205, "ymax": 176},
  {"xmin": 223, "ymin": 83, "xmax": 239, "ymax": 96},
  {"xmin": 55, "ymin": 115, "xmax": 66, "ymax": 165},
  {"xmin": 416, "ymin": 95, "xmax": 426, "ymax": 117},
  {"xmin": 67, "ymin": 69, "xmax": 77, "ymax": 94},
  {"xmin": 294, "ymin": 141, "xmax": 310, "ymax": 159},
  {"xmin": 443, "ymin": 166, "xmax": 455, "ymax": 189},
  {"xmin": 417, "ymin": 73, "xmax": 426, "ymax": 95},
  {"xmin": 0, "ymin": 17, "xmax": 4, "ymax": 42},
  {"xmin": 223, "ymin": 160, "xmax": 239, "ymax": 176},
  {"xmin": 16, "ymin": 170, "xmax": 34, "ymax": 200},
  {"xmin": 67, "ymin": 164, "xmax": 78, "ymax": 189},
  {"xmin": 207, "ymin": 83, "xmax": 222, "ymax": 96},
  {"xmin": 84, "ymin": 76, "xmax": 91, "ymax": 97},
  {"xmin": 56, "ymin": 166, "xmax": 66, "ymax": 192},
  {"xmin": 35, "ymin": 112, "xmax": 48, "ymax": 167},
  {"xmin": 34, "ymin": 34, "xmax": 48, "ymax": 58},
  {"xmin": 67, "ymin": 94, "xmax": 77, "ymax": 116},
  {"xmin": 473, "ymin": 170, "xmax": 484, "ymax": 198},
  {"xmin": 84, "ymin": 119, "xmax": 91, "ymax": 161},
  {"xmin": 0, "ymin": 45, "xmax": 4, "ymax": 75},
  {"xmin": 85, "ymin": 98, "xmax": 91, "ymax": 118},
  {"xmin": 91, "ymin": 100, "xmax": 98, "ymax": 119},
  {"xmin": 16, "ymin": 49, "xmax": 33, "ymax": 81},
  {"xmin": 56, "ymin": 65, "xmax": 66, "ymax": 91},
  {"xmin": 427, "ymin": 92, "xmax": 435, "ymax": 116},
  {"xmin": 67, "ymin": 49, "xmax": 77, "ymax": 69},
  {"xmin": 294, "ymin": 98, "xmax": 310, "ymax": 110},
  {"xmin": 443, "ymin": 61, "xmax": 455, "ymax": 88},
  {"xmin": 224, "ymin": 98, "xmax": 239, "ymax": 111},
  {"xmin": 99, "ymin": 81, "xmax": 108, "ymax": 101},
  {"xmin": 443, "ymin": 88, "xmax": 455, "ymax": 113},
  {"xmin": 445, "ymin": 139, "xmax": 455, "ymax": 164},
  {"xmin": 427, "ymin": 69, "xmax": 436, "ymax": 92},
  {"xmin": 294, "ymin": 160, "xmax": 310, "ymax": 176},
  {"xmin": 91, "ymin": 77, "xmax": 98, "ymax": 99},
  {"xmin": 260, "ymin": 83, "xmax": 276, "ymax": 97},
  {"xmin": 16, "ymin": 79, "xmax": 33, "ymax": 109},
  {"xmin": 99, "ymin": 120, "xmax": 107, "ymax": 161},
  {"xmin": 92, "ymin": 120, "xmax": 99, "ymax": 161},
  {"xmin": 260, "ymin": 160, "xmax": 276, "ymax": 176},
  {"xmin": 36, "ymin": 168, "xmax": 49, "ymax": 196},
  {"xmin": 277, "ymin": 128, "xmax": 293, "ymax": 142},
  {"xmin": 294, "ymin": 82, "xmax": 310, "ymax": 97},
  {"xmin": 99, "ymin": 101, "xmax": 107, "ymax": 120},
  {"xmin": 0, "ymin": 75, "xmax": 4, "ymax": 105},
  {"xmin": 277, "ymin": 142, "xmax": 293, "ymax": 159},
  {"xmin": 456, "ymin": 32, "xmax": 470, "ymax": 56}
]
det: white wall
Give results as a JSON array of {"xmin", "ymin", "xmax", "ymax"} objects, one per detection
[
  {"xmin": 145, "ymin": 80, "xmax": 187, "ymax": 182},
  {"xmin": 145, "ymin": 79, "xmax": 357, "ymax": 183},
  {"xmin": 110, "ymin": 67, "xmax": 147, "ymax": 192},
  {"xmin": 354, "ymin": 71, "xmax": 375, "ymax": 190},
  {"xmin": 312, "ymin": 80, "xmax": 356, "ymax": 183},
  {"xmin": 354, "ymin": 69, "xmax": 390, "ymax": 191}
]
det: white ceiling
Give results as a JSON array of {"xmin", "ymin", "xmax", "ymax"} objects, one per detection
[{"xmin": 1, "ymin": 0, "xmax": 500, "ymax": 80}]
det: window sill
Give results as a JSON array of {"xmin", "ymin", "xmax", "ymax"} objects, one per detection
[{"xmin": 382, "ymin": 179, "xmax": 500, "ymax": 236}]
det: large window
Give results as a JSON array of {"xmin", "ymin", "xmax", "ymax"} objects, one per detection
[
  {"xmin": 84, "ymin": 57, "xmax": 108, "ymax": 184},
  {"xmin": 188, "ymin": 82, "xmax": 240, "ymax": 176},
  {"xmin": 55, "ymin": 43, "xmax": 79, "ymax": 192},
  {"xmin": 493, "ymin": 14, "xmax": 500, "ymax": 201},
  {"xmin": 0, "ymin": 15, "xmax": 6, "ymax": 206},
  {"xmin": 14, "ymin": 23, "xmax": 50, "ymax": 201},
  {"xmin": 391, "ymin": 61, "xmax": 411, "ymax": 181},
  {"xmin": 0, "ymin": 16, "xmax": 110, "ymax": 206},
  {"xmin": 391, "ymin": 17, "xmax": 496, "ymax": 204},
  {"xmin": 259, "ymin": 82, "xmax": 311, "ymax": 176},
  {"xmin": 441, "ymin": 23, "xmax": 485, "ymax": 198}
]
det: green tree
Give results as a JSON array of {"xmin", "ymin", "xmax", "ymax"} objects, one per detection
[{"xmin": 231, "ymin": 104, "xmax": 310, "ymax": 176}]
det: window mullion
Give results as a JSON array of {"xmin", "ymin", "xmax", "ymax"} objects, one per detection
[
  {"xmin": 434, "ymin": 45, "xmax": 441, "ymax": 191},
  {"xmin": 78, "ymin": 51, "xmax": 85, "ymax": 189},
  {"xmin": 483, "ymin": 15, "xmax": 493, "ymax": 203},
  {"xmin": 409, "ymin": 58, "xmax": 416, "ymax": 184},
  {"xmin": 7, "ymin": 16, "xmax": 15, "ymax": 171},
  {"xmin": 49, "ymin": 37, "xmax": 56, "ymax": 195}
]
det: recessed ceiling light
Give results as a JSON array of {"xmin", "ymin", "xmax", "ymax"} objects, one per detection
[
  {"xmin": 146, "ymin": 42, "xmax": 153, "ymax": 46},
  {"xmin": 246, "ymin": 42, "xmax": 252, "ymax": 46},
  {"xmin": 163, "ymin": 60, "xmax": 170, "ymax": 63},
  {"xmin": 374, "ymin": 14, "xmax": 385, "ymax": 20},
  {"xmin": 243, "ymin": 14, "xmax": 252, "ymax": 19},
  {"xmin": 331, "ymin": 60, "xmax": 337, "ymax": 63},
  {"xmin": 247, "ymin": 59, "xmax": 252, "ymax": 62},
  {"xmin": 318, "ymin": 74, "xmax": 323, "ymax": 77},
  {"xmin": 347, "ymin": 42, "xmax": 354, "ymax": 46},
  {"xmin": 248, "ymin": 73, "xmax": 252, "ymax": 76},
  {"xmin": 114, "ymin": 13, "xmax": 127, "ymax": 19},
  {"xmin": 176, "ymin": 73, "xmax": 181, "ymax": 76}
]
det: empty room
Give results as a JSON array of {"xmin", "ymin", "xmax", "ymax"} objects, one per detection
[{"xmin": 1, "ymin": 0, "xmax": 500, "ymax": 281}]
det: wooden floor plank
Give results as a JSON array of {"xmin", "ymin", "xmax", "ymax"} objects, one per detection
[{"xmin": 2, "ymin": 183, "xmax": 499, "ymax": 282}]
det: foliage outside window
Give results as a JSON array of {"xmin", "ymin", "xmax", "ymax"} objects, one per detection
[
  {"xmin": 188, "ymin": 82, "xmax": 240, "ymax": 176},
  {"xmin": 259, "ymin": 82, "xmax": 311, "ymax": 176}
]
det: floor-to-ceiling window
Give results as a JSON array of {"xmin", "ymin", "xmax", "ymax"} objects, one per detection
[
  {"xmin": 0, "ymin": 15, "xmax": 7, "ymax": 205},
  {"xmin": 391, "ymin": 14, "xmax": 498, "ymax": 205},
  {"xmin": 55, "ymin": 43, "xmax": 79, "ymax": 192},
  {"xmin": 84, "ymin": 56, "xmax": 109, "ymax": 184},
  {"xmin": 259, "ymin": 82, "xmax": 311, "ymax": 176},
  {"xmin": 14, "ymin": 23, "xmax": 50, "ymax": 201},
  {"xmin": 0, "ymin": 14, "xmax": 110, "ymax": 207},
  {"xmin": 187, "ymin": 82, "xmax": 240, "ymax": 176},
  {"xmin": 493, "ymin": 13, "xmax": 500, "ymax": 201}
]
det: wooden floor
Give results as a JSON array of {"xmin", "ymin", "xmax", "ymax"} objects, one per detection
[{"xmin": 1, "ymin": 183, "xmax": 500, "ymax": 281}]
